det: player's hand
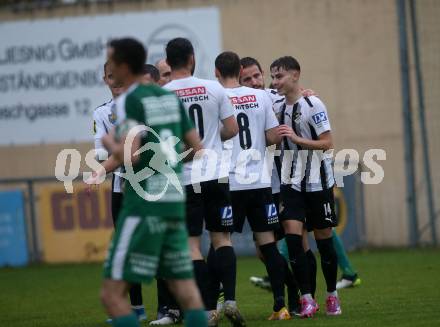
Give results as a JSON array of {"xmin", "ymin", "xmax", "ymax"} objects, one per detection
[
  {"xmin": 85, "ymin": 171, "xmax": 100, "ymax": 194},
  {"xmin": 300, "ymin": 88, "xmax": 317, "ymax": 97},
  {"xmin": 278, "ymin": 124, "xmax": 299, "ymax": 143}
]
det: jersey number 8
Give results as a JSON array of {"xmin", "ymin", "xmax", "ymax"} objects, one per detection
[{"xmin": 237, "ymin": 112, "xmax": 252, "ymax": 149}]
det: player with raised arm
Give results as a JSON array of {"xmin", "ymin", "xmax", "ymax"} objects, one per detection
[
  {"xmin": 271, "ymin": 56, "xmax": 341, "ymax": 317},
  {"xmin": 92, "ymin": 62, "xmax": 147, "ymax": 324},
  {"xmin": 99, "ymin": 37, "xmax": 207, "ymax": 327},
  {"xmin": 162, "ymin": 38, "xmax": 244, "ymax": 327},
  {"xmin": 215, "ymin": 51, "xmax": 291, "ymax": 320}
]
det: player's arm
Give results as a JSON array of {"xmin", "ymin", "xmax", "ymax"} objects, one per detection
[
  {"xmin": 220, "ymin": 115, "xmax": 239, "ymax": 141},
  {"xmin": 183, "ymin": 128, "xmax": 203, "ymax": 162},
  {"xmin": 278, "ymin": 126, "xmax": 333, "ymax": 150},
  {"xmin": 102, "ymin": 121, "xmax": 142, "ymax": 165},
  {"xmin": 264, "ymin": 93, "xmax": 282, "ymax": 146},
  {"xmin": 278, "ymin": 100, "xmax": 333, "ymax": 150},
  {"xmin": 265, "ymin": 126, "xmax": 282, "ymax": 146}
]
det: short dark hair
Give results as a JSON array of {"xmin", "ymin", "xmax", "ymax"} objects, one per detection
[
  {"xmin": 108, "ymin": 38, "xmax": 147, "ymax": 75},
  {"xmin": 215, "ymin": 51, "xmax": 241, "ymax": 78},
  {"xmin": 142, "ymin": 64, "xmax": 160, "ymax": 82},
  {"xmin": 270, "ymin": 56, "xmax": 301, "ymax": 72},
  {"xmin": 240, "ymin": 57, "xmax": 262, "ymax": 73},
  {"xmin": 165, "ymin": 37, "xmax": 194, "ymax": 70}
]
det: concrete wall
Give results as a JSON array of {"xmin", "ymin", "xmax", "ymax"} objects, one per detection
[{"xmin": 1, "ymin": 0, "xmax": 438, "ymax": 246}]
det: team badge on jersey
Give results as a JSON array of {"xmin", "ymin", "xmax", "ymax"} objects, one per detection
[
  {"xmin": 265, "ymin": 203, "xmax": 278, "ymax": 224},
  {"xmin": 108, "ymin": 112, "xmax": 117, "ymax": 124},
  {"xmin": 293, "ymin": 111, "xmax": 302, "ymax": 124},
  {"xmin": 220, "ymin": 206, "xmax": 233, "ymax": 227}
]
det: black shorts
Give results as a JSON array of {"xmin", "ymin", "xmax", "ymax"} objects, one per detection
[
  {"xmin": 185, "ymin": 180, "xmax": 234, "ymax": 236},
  {"xmin": 231, "ymin": 188, "xmax": 279, "ymax": 233},
  {"xmin": 111, "ymin": 192, "xmax": 124, "ymax": 226},
  {"xmin": 280, "ymin": 185, "xmax": 337, "ymax": 231}
]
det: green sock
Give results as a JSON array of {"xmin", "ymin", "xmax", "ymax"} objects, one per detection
[
  {"xmin": 332, "ymin": 230, "xmax": 356, "ymax": 277},
  {"xmin": 112, "ymin": 313, "xmax": 139, "ymax": 327},
  {"xmin": 278, "ymin": 239, "xmax": 289, "ymax": 262},
  {"xmin": 184, "ymin": 309, "xmax": 207, "ymax": 327}
]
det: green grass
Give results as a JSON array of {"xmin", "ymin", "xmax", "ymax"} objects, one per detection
[{"xmin": 0, "ymin": 249, "xmax": 439, "ymax": 326}]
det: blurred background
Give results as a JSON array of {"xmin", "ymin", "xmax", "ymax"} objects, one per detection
[{"xmin": 0, "ymin": 0, "xmax": 439, "ymax": 266}]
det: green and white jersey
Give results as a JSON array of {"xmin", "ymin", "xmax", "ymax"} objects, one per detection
[{"xmin": 113, "ymin": 83, "xmax": 193, "ymax": 218}]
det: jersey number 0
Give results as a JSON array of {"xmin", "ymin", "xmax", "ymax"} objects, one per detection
[{"xmin": 188, "ymin": 104, "xmax": 204, "ymax": 139}]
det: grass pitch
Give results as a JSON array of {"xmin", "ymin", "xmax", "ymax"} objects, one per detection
[{"xmin": 0, "ymin": 249, "xmax": 439, "ymax": 326}]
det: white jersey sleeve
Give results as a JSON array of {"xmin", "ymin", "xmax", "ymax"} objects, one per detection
[
  {"xmin": 218, "ymin": 86, "xmax": 235, "ymax": 120},
  {"xmin": 306, "ymin": 97, "xmax": 331, "ymax": 136},
  {"xmin": 263, "ymin": 93, "xmax": 279, "ymax": 131},
  {"xmin": 93, "ymin": 109, "xmax": 106, "ymax": 151}
]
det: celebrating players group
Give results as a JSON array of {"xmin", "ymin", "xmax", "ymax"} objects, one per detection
[{"xmin": 90, "ymin": 36, "xmax": 342, "ymax": 327}]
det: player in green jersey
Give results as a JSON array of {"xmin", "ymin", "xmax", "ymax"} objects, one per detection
[{"xmin": 99, "ymin": 38, "xmax": 207, "ymax": 327}]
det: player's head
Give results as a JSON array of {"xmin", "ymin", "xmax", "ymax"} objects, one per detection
[
  {"xmin": 141, "ymin": 64, "xmax": 160, "ymax": 85},
  {"xmin": 239, "ymin": 57, "xmax": 265, "ymax": 90},
  {"xmin": 155, "ymin": 59, "xmax": 171, "ymax": 86},
  {"xmin": 270, "ymin": 56, "xmax": 301, "ymax": 96},
  {"xmin": 215, "ymin": 51, "xmax": 241, "ymax": 80},
  {"xmin": 103, "ymin": 61, "xmax": 124, "ymax": 98},
  {"xmin": 165, "ymin": 37, "xmax": 195, "ymax": 75},
  {"xmin": 107, "ymin": 38, "xmax": 147, "ymax": 86}
]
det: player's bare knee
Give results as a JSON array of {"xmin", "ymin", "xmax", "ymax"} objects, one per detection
[
  {"xmin": 282, "ymin": 220, "xmax": 303, "ymax": 235},
  {"xmin": 255, "ymin": 231, "xmax": 276, "ymax": 246},
  {"xmin": 313, "ymin": 227, "xmax": 333, "ymax": 240},
  {"xmin": 210, "ymin": 231, "xmax": 232, "ymax": 249}
]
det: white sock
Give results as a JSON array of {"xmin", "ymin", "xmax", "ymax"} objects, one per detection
[
  {"xmin": 327, "ymin": 291, "xmax": 338, "ymax": 297},
  {"xmin": 302, "ymin": 293, "xmax": 313, "ymax": 301}
]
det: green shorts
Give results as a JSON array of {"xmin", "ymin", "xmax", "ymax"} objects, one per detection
[{"xmin": 103, "ymin": 211, "xmax": 193, "ymax": 284}]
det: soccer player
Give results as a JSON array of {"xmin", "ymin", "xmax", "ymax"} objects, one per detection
[
  {"xmin": 215, "ymin": 51, "xmax": 291, "ymax": 320},
  {"xmin": 99, "ymin": 37, "xmax": 207, "ymax": 327},
  {"xmin": 241, "ymin": 57, "xmax": 360, "ymax": 294},
  {"xmin": 163, "ymin": 38, "xmax": 244, "ymax": 326},
  {"xmin": 155, "ymin": 59, "xmax": 172, "ymax": 86},
  {"xmin": 239, "ymin": 57, "xmax": 302, "ymax": 315},
  {"xmin": 141, "ymin": 64, "xmax": 160, "ymax": 84},
  {"xmin": 271, "ymin": 56, "xmax": 341, "ymax": 317},
  {"xmin": 92, "ymin": 61, "xmax": 147, "ymax": 323}
]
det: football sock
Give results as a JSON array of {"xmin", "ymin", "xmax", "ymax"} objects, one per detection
[
  {"xmin": 129, "ymin": 283, "xmax": 143, "ymax": 307},
  {"xmin": 193, "ymin": 260, "xmax": 211, "ymax": 308},
  {"xmin": 306, "ymin": 249, "xmax": 317, "ymax": 298},
  {"xmin": 285, "ymin": 234, "xmax": 311, "ymax": 295},
  {"xmin": 215, "ymin": 246, "xmax": 237, "ymax": 301},
  {"xmin": 327, "ymin": 290, "xmax": 338, "ymax": 297},
  {"xmin": 259, "ymin": 242, "xmax": 286, "ymax": 311},
  {"xmin": 282, "ymin": 257, "xmax": 300, "ymax": 310},
  {"xmin": 112, "ymin": 313, "xmax": 139, "ymax": 327},
  {"xmin": 206, "ymin": 245, "xmax": 220, "ymax": 311},
  {"xmin": 316, "ymin": 237, "xmax": 338, "ymax": 292},
  {"xmin": 332, "ymin": 230, "xmax": 357, "ymax": 277},
  {"xmin": 184, "ymin": 309, "xmax": 208, "ymax": 327}
]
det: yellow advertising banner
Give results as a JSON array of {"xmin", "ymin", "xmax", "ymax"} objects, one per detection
[{"xmin": 39, "ymin": 182, "xmax": 114, "ymax": 263}]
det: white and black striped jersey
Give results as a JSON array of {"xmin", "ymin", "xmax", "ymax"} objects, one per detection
[
  {"xmin": 280, "ymin": 96, "xmax": 335, "ymax": 192},
  {"xmin": 92, "ymin": 99, "xmax": 123, "ymax": 193},
  {"xmin": 164, "ymin": 76, "xmax": 235, "ymax": 185},
  {"xmin": 225, "ymin": 86, "xmax": 279, "ymax": 191},
  {"xmin": 265, "ymin": 88, "xmax": 284, "ymax": 194}
]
